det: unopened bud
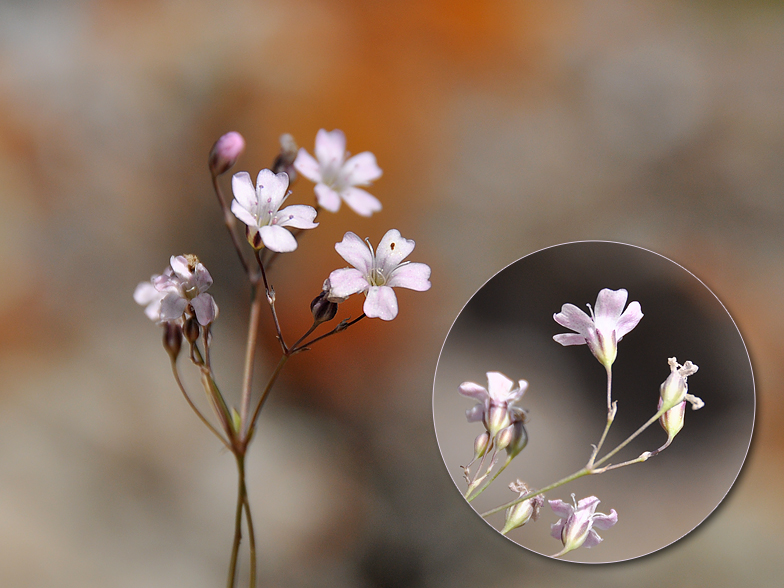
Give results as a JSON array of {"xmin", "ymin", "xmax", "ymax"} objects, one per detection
[
  {"xmin": 495, "ymin": 423, "xmax": 514, "ymax": 452},
  {"xmin": 501, "ymin": 482, "xmax": 544, "ymax": 535},
  {"xmin": 659, "ymin": 397, "xmax": 686, "ymax": 442},
  {"xmin": 310, "ymin": 291, "xmax": 338, "ymax": 324},
  {"xmin": 209, "ymin": 131, "xmax": 245, "ymax": 176},
  {"xmin": 162, "ymin": 322, "xmax": 182, "ymax": 360},
  {"xmin": 486, "ymin": 405, "xmax": 511, "ymax": 438},
  {"xmin": 272, "ymin": 133, "xmax": 299, "ymax": 181},
  {"xmin": 184, "ymin": 316, "xmax": 200, "ymax": 344},
  {"xmin": 473, "ymin": 431, "xmax": 490, "ymax": 460},
  {"xmin": 505, "ymin": 419, "xmax": 528, "ymax": 460}
]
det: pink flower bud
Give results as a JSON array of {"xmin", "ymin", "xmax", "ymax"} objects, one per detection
[{"xmin": 209, "ymin": 132, "xmax": 245, "ymax": 176}]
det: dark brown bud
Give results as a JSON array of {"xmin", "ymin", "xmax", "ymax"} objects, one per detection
[
  {"xmin": 310, "ymin": 291, "xmax": 338, "ymax": 324},
  {"xmin": 163, "ymin": 322, "xmax": 182, "ymax": 360},
  {"xmin": 184, "ymin": 316, "xmax": 200, "ymax": 344}
]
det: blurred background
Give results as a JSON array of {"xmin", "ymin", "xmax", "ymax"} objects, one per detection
[{"xmin": 1, "ymin": 0, "xmax": 782, "ymax": 586}]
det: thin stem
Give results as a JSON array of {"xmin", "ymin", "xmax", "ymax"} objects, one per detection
[
  {"xmin": 211, "ymin": 171, "xmax": 252, "ymax": 278},
  {"xmin": 255, "ymin": 250, "xmax": 286, "ymax": 353},
  {"xmin": 593, "ymin": 400, "xmax": 672, "ymax": 468},
  {"xmin": 243, "ymin": 486, "xmax": 257, "ymax": 588},
  {"xmin": 245, "ymin": 354, "xmax": 290, "ymax": 444},
  {"xmin": 169, "ymin": 358, "xmax": 231, "ymax": 449},
  {"xmin": 240, "ymin": 283, "xmax": 267, "ymax": 435},
  {"xmin": 467, "ymin": 454, "xmax": 513, "ymax": 503},
  {"xmin": 605, "ymin": 364, "xmax": 612, "ymax": 413},
  {"xmin": 481, "ymin": 467, "xmax": 591, "ymax": 518},
  {"xmin": 292, "ymin": 314, "xmax": 366, "ymax": 351},
  {"xmin": 227, "ymin": 454, "xmax": 245, "ymax": 588}
]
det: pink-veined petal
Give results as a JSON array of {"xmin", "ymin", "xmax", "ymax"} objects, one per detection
[
  {"xmin": 231, "ymin": 171, "xmax": 258, "ymax": 211},
  {"xmin": 550, "ymin": 519, "xmax": 566, "ymax": 540},
  {"xmin": 387, "ymin": 262, "xmax": 431, "ymax": 291},
  {"xmin": 582, "ymin": 529, "xmax": 604, "ymax": 548},
  {"xmin": 553, "ymin": 333, "xmax": 588, "ymax": 346},
  {"xmin": 576, "ymin": 496, "xmax": 601, "ymax": 514},
  {"xmin": 327, "ymin": 268, "xmax": 369, "ymax": 298},
  {"xmin": 315, "ymin": 129, "xmax": 346, "ymax": 165},
  {"xmin": 615, "ymin": 300, "xmax": 643, "ymax": 340},
  {"xmin": 192, "ymin": 263, "xmax": 213, "ymax": 292},
  {"xmin": 160, "ymin": 294, "xmax": 188, "ymax": 320},
  {"xmin": 275, "ymin": 204, "xmax": 318, "ymax": 229},
  {"xmin": 592, "ymin": 509, "xmax": 618, "ymax": 531},
  {"xmin": 260, "ymin": 225, "xmax": 297, "ymax": 253},
  {"xmin": 315, "ymin": 183, "xmax": 342, "ymax": 212},
  {"xmin": 364, "ymin": 285, "xmax": 398, "ymax": 320},
  {"xmin": 191, "ymin": 293, "xmax": 216, "ymax": 325},
  {"xmin": 293, "ymin": 148, "xmax": 322, "ymax": 183},
  {"xmin": 465, "ymin": 404, "xmax": 485, "ymax": 423},
  {"xmin": 594, "ymin": 288, "xmax": 629, "ymax": 322},
  {"xmin": 549, "ymin": 499, "xmax": 575, "ymax": 519},
  {"xmin": 376, "ymin": 229, "xmax": 415, "ymax": 272},
  {"xmin": 343, "ymin": 151, "xmax": 382, "ymax": 185},
  {"xmin": 341, "ymin": 186, "xmax": 382, "ymax": 217},
  {"xmin": 231, "ymin": 198, "xmax": 259, "ymax": 227},
  {"xmin": 486, "ymin": 371, "xmax": 516, "ymax": 403},
  {"xmin": 255, "ymin": 169, "xmax": 289, "ymax": 210},
  {"xmin": 458, "ymin": 381, "xmax": 490, "ymax": 402},
  {"xmin": 335, "ymin": 231, "xmax": 374, "ymax": 274},
  {"xmin": 553, "ymin": 303, "xmax": 594, "ymax": 336}
]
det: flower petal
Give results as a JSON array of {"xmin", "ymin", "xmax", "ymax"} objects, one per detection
[
  {"xmin": 376, "ymin": 229, "xmax": 415, "ymax": 272},
  {"xmin": 315, "ymin": 183, "xmax": 342, "ymax": 212},
  {"xmin": 327, "ymin": 268, "xmax": 368, "ymax": 298},
  {"xmin": 465, "ymin": 404, "xmax": 485, "ymax": 423},
  {"xmin": 548, "ymin": 499, "xmax": 574, "ymax": 519},
  {"xmin": 293, "ymin": 148, "xmax": 322, "ymax": 183},
  {"xmin": 343, "ymin": 151, "xmax": 382, "ymax": 185},
  {"xmin": 591, "ymin": 509, "xmax": 618, "ymax": 531},
  {"xmin": 582, "ymin": 529, "xmax": 603, "ymax": 549},
  {"xmin": 550, "ymin": 519, "xmax": 566, "ymax": 540},
  {"xmin": 275, "ymin": 204, "xmax": 318, "ymax": 229},
  {"xmin": 335, "ymin": 231, "xmax": 374, "ymax": 274},
  {"xmin": 387, "ymin": 262, "xmax": 431, "ymax": 291},
  {"xmin": 594, "ymin": 288, "xmax": 628, "ymax": 322},
  {"xmin": 615, "ymin": 300, "xmax": 643, "ymax": 340},
  {"xmin": 486, "ymin": 371, "xmax": 516, "ymax": 403},
  {"xmin": 364, "ymin": 285, "xmax": 398, "ymax": 320},
  {"xmin": 191, "ymin": 293, "xmax": 217, "ymax": 325},
  {"xmin": 231, "ymin": 199, "xmax": 259, "ymax": 228},
  {"xmin": 169, "ymin": 255, "xmax": 190, "ymax": 278},
  {"xmin": 341, "ymin": 186, "xmax": 382, "ymax": 217},
  {"xmin": 231, "ymin": 171, "xmax": 258, "ymax": 211},
  {"xmin": 255, "ymin": 169, "xmax": 289, "ymax": 211},
  {"xmin": 553, "ymin": 333, "xmax": 588, "ymax": 346},
  {"xmin": 458, "ymin": 381, "xmax": 489, "ymax": 402},
  {"xmin": 260, "ymin": 225, "xmax": 297, "ymax": 253},
  {"xmin": 315, "ymin": 129, "xmax": 346, "ymax": 165},
  {"xmin": 553, "ymin": 303, "xmax": 594, "ymax": 336},
  {"xmin": 160, "ymin": 294, "xmax": 188, "ymax": 320},
  {"xmin": 134, "ymin": 281, "xmax": 160, "ymax": 306}
]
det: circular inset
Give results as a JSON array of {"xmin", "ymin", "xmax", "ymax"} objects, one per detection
[{"xmin": 433, "ymin": 241, "xmax": 754, "ymax": 563}]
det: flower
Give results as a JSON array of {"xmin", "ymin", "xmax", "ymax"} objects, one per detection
[
  {"xmin": 501, "ymin": 481, "xmax": 544, "ymax": 535},
  {"xmin": 293, "ymin": 129, "xmax": 383, "ymax": 216},
  {"xmin": 553, "ymin": 288, "xmax": 643, "ymax": 368},
  {"xmin": 458, "ymin": 372, "xmax": 528, "ymax": 438},
  {"xmin": 231, "ymin": 169, "xmax": 318, "ymax": 252},
  {"xmin": 658, "ymin": 357, "xmax": 703, "ymax": 445},
  {"xmin": 209, "ymin": 131, "xmax": 245, "ymax": 176},
  {"xmin": 325, "ymin": 229, "xmax": 431, "ymax": 321},
  {"xmin": 549, "ymin": 494, "xmax": 618, "ymax": 557},
  {"xmin": 134, "ymin": 279, "xmax": 166, "ymax": 321},
  {"xmin": 152, "ymin": 255, "xmax": 218, "ymax": 326}
]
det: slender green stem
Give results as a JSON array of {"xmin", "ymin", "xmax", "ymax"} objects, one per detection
[
  {"xmin": 243, "ymin": 486, "xmax": 257, "ymax": 588},
  {"xmin": 227, "ymin": 454, "xmax": 245, "ymax": 588},
  {"xmin": 245, "ymin": 354, "xmax": 290, "ymax": 444},
  {"xmin": 240, "ymin": 283, "xmax": 267, "ymax": 436},
  {"xmin": 467, "ymin": 455, "xmax": 513, "ymax": 503},
  {"xmin": 292, "ymin": 314, "xmax": 366, "ymax": 351},
  {"xmin": 169, "ymin": 359, "xmax": 231, "ymax": 449},
  {"xmin": 593, "ymin": 400, "xmax": 673, "ymax": 468},
  {"xmin": 481, "ymin": 467, "xmax": 591, "ymax": 518}
]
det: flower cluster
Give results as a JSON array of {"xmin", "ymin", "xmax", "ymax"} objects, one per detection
[{"xmin": 549, "ymin": 495, "xmax": 618, "ymax": 557}]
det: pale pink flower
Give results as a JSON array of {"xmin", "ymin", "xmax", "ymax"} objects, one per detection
[
  {"xmin": 134, "ymin": 279, "xmax": 166, "ymax": 322},
  {"xmin": 553, "ymin": 288, "xmax": 643, "ymax": 368},
  {"xmin": 231, "ymin": 169, "xmax": 318, "ymax": 252},
  {"xmin": 658, "ymin": 357, "xmax": 703, "ymax": 445},
  {"xmin": 458, "ymin": 372, "xmax": 528, "ymax": 438},
  {"xmin": 549, "ymin": 494, "xmax": 618, "ymax": 557},
  {"xmin": 152, "ymin": 255, "xmax": 218, "ymax": 326},
  {"xmin": 293, "ymin": 129, "xmax": 382, "ymax": 216},
  {"xmin": 325, "ymin": 229, "xmax": 430, "ymax": 320}
]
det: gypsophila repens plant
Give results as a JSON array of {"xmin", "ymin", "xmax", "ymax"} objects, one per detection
[
  {"xmin": 134, "ymin": 129, "xmax": 431, "ymax": 586},
  {"xmin": 457, "ymin": 288, "xmax": 704, "ymax": 557}
]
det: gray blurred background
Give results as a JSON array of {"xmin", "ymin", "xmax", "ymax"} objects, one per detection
[{"xmin": 1, "ymin": 0, "xmax": 782, "ymax": 586}]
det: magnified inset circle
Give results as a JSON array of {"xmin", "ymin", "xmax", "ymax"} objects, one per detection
[{"xmin": 432, "ymin": 241, "xmax": 754, "ymax": 563}]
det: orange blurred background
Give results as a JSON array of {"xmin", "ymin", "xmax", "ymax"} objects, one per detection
[{"xmin": 1, "ymin": 0, "xmax": 783, "ymax": 586}]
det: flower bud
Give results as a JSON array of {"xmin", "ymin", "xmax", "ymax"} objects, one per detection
[
  {"xmin": 658, "ymin": 358, "xmax": 703, "ymax": 444},
  {"xmin": 486, "ymin": 405, "xmax": 511, "ymax": 438},
  {"xmin": 473, "ymin": 431, "xmax": 490, "ymax": 460},
  {"xmin": 184, "ymin": 316, "xmax": 200, "ymax": 344},
  {"xmin": 505, "ymin": 419, "xmax": 528, "ymax": 460},
  {"xmin": 162, "ymin": 322, "xmax": 182, "ymax": 360},
  {"xmin": 209, "ymin": 131, "xmax": 245, "ymax": 176},
  {"xmin": 659, "ymin": 397, "xmax": 686, "ymax": 442},
  {"xmin": 272, "ymin": 133, "xmax": 299, "ymax": 181},
  {"xmin": 495, "ymin": 423, "xmax": 514, "ymax": 452},
  {"xmin": 310, "ymin": 290, "xmax": 338, "ymax": 324},
  {"xmin": 501, "ymin": 481, "xmax": 544, "ymax": 535}
]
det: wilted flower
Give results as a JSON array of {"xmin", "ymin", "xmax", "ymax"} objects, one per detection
[
  {"xmin": 458, "ymin": 372, "xmax": 528, "ymax": 438},
  {"xmin": 293, "ymin": 129, "xmax": 383, "ymax": 216},
  {"xmin": 553, "ymin": 288, "xmax": 643, "ymax": 368},
  {"xmin": 501, "ymin": 481, "xmax": 544, "ymax": 535},
  {"xmin": 152, "ymin": 255, "xmax": 218, "ymax": 326},
  {"xmin": 326, "ymin": 229, "xmax": 431, "ymax": 321},
  {"xmin": 658, "ymin": 357, "xmax": 703, "ymax": 445},
  {"xmin": 231, "ymin": 169, "xmax": 318, "ymax": 252},
  {"xmin": 549, "ymin": 494, "xmax": 618, "ymax": 557}
]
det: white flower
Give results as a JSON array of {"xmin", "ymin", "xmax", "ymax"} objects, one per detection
[
  {"xmin": 326, "ymin": 229, "xmax": 431, "ymax": 321},
  {"xmin": 231, "ymin": 169, "xmax": 318, "ymax": 252},
  {"xmin": 293, "ymin": 129, "xmax": 383, "ymax": 216},
  {"xmin": 152, "ymin": 255, "xmax": 218, "ymax": 325},
  {"xmin": 134, "ymin": 279, "xmax": 166, "ymax": 321},
  {"xmin": 549, "ymin": 495, "xmax": 618, "ymax": 557},
  {"xmin": 458, "ymin": 371, "xmax": 528, "ymax": 437},
  {"xmin": 553, "ymin": 288, "xmax": 643, "ymax": 368}
]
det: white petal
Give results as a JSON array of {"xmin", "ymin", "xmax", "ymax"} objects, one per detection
[
  {"xmin": 191, "ymin": 293, "xmax": 216, "ymax": 325},
  {"xmin": 376, "ymin": 229, "xmax": 414, "ymax": 274},
  {"xmin": 553, "ymin": 304, "xmax": 594, "ymax": 336},
  {"xmin": 341, "ymin": 186, "xmax": 382, "ymax": 217},
  {"xmin": 134, "ymin": 281, "xmax": 159, "ymax": 305},
  {"xmin": 615, "ymin": 300, "xmax": 643, "ymax": 340},
  {"xmin": 343, "ymin": 151, "xmax": 382, "ymax": 185},
  {"xmin": 486, "ymin": 371, "xmax": 515, "ymax": 402},
  {"xmin": 334, "ymin": 231, "xmax": 373, "ymax": 274},
  {"xmin": 231, "ymin": 171, "xmax": 258, "ymax": 211},
  {"xmin": 582, "ymin": 529, "xmax": 603, "ymax": 548},
  {"xmin": 315, "ymin": 129, "xmax": 346, "ymax": 165},
  {"xmin": 169, "ymin": 255, "xmax": 190, "ymax": 278},
  {"xmin": 387, "ymin": 262, "xmax": 431, "ymax": 291},
  {"xmin": 364, "ymin": 285, "xmax": 398, "ymax": 320},
  {"xmin": 260, "ymin": 225, "xmax": 297, "ymax": 253},
  {"xmin": 594, "ymin": 288, "xmax": 628, "ymax": 322},
  {"xmin": 160, "ymin": 294, "xmax": 187, "ymax": 320},
  {"xmin": 275, "ymin": 205, "xmax": 318, "ymax": 229},
  {"xmin": 192, "ymin": 263, "xmax": 213, "ymax": 292},
  {"xmin": 553, "ymin": 333, "xmax": 588, "ymax": 346},
  {"xmin": 465, "ymin": 404, "xmax": 485, "ymax": 423},
  {"xmin": 457, "ymin": 381, "xmax": 489, "ymax": 402},
  {"xmin": 327, "ymin": 268, "xmax": 369, "ymax": 298},
  {"xmin": 231, "ymin": 198, "xmax": 259, "ymax": 228},
  {"xmin": 293, "ymin": 148, "xmax": 322, "ymax": 183},
  {"xmin": 255, "ymin": 169, "xmax": 289, "ymax": 211},
  {"xmin": 315, "ymin": 183, "xmax": 342, "ymax": 212},
  {"xmin": 548, "ymin": 499, "xmax": 574, "ymax": 519},
  {"xmin": 591, "ymin": 509, "xmax": 618, "ymax": 531}
]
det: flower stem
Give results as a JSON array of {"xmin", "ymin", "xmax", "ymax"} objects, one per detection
[
  {"xmin": 467, "ymin": 454, "xmax": 513, "ymax": 503},
  {"xmin": 245, "ymin": 354, "xmax": 290, "ymax": 444},
  {"xmin": 211, "ymin": 171, "xmax": 252, "ymax": 278},
  {"xmin": 169, "ymin": 359, "xmax": 231, "ymax": 449},
  {"xmin": 480, "ymin": 468, "xmax": 591, "ymax": 518},
  {"xmin": 227, "ymin": 454, "xmax": 245, "ymax": 588},
  {"xmin": 243, "ymin": 483, "xmax": 257, "ymax": 588},
  {"xmin": 240, "ymin": 281, "xmax": 267, "ymax": 436},
  {"xmin": 292, "ymin": 314, "xmax": 366, "ymax": 351},
  {"xmin": 255, "ymin": 250, "xmax": 286, "ymax": 353}
]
